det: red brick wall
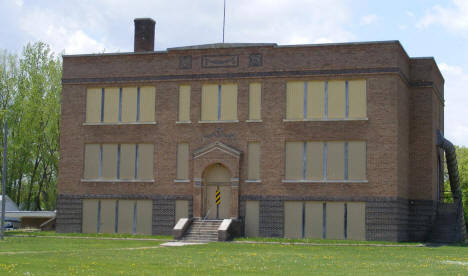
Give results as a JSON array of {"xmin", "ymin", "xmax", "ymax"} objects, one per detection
[{"xmin": 59, "ymin": 41, "xmax": 444, "ymax": 202}]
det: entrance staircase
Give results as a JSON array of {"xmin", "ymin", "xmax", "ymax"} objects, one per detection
[{"xmin": 181, "ymin": 219, "xmax": 223, "ymax": 242}]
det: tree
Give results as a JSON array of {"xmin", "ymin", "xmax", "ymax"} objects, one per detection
[{"xmin": 0, "ymin": 42, "xmax": 61, "ymax": 211}]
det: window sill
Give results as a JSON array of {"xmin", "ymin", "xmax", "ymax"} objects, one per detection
[
  {"xmin": 176, "ymin": 121, "xmax": 192, "ymax": 124},
  {"xmin": 198, "ymin": 120, "xmax": 239, "ymax": 124},
  {"xmin": 282, "ymin": 179, "xmax": 368, "ymax": 183},
  {"xmin": 83, "ymin": 122, "xmax": 157, "ymax": 126},
  {"xmin": 246, "ymin": 120, "xmax": 263, "ymax": 123},
  {"xmin": 174, "ymin": 179, "xmax": 190, "ymax": 183},
  {"xmin": 245, "ymin": 180, "xmax": 261, "ymax": 183},
  {"xmin": 283, "ymin": 118, "xmax": 368, "ymax": 122},
  {"xmin": 81, "ymin": 179, "xmax": 155, "ymax": 183}
]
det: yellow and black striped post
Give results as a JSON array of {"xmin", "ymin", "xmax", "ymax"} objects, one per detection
[
  {"xmin": 215, "ymin": 187, "xmax": 221, "ymax": 219},
  {"xmin": 216, "ymin": 188, "xmax": 221, "ymax": 205}
]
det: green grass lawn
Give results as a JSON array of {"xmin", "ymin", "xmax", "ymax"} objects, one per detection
[{"xmin": 0, "ymin": 236, "xmax": 467, "ymax": 275}]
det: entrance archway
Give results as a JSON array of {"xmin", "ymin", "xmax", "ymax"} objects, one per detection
[{"xmin": 202, "ymin": 163, "xmax": 232, "ymax": 219}]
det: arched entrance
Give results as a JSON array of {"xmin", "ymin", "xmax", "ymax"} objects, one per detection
[{"xmin": 202, "ymin": 164, "xmax": 232, "ymax": 219}]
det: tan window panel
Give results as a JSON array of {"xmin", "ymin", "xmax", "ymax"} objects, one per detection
[
  {"xmin": 102, "ymin": 144, "xmax": 118, "ymax": 180},
  {"xmin": 307, "ymin": 81, "xmax": 324, "ymax": 119},
  {"xmin": 284, "ymin": 201, "xmax": 303, "ymax": 238},
  {"xmin": 175, "ymin": 200, "xmax": 189, "ymax": 223},
  {"xmin": 220, "ymin": 83, "xmax": 238, "ymax": 120},
  {"xmin": 176, "ymin": 143, "xmax": 189, "ymax": 180},
  {"xmin": 178, "ymin": 85, "xmax": 191, "ymax": 122},
  {"xmin": 305, "ymin": 142, "xmax": 323, "ymax": 180},
  {"xmin": 327, "ymin": 142, "xmax": 345, "ymax": 180},
  {"xmin": 247, "ymin": 142, "xmax": 260, "ymax": 180},
  {"xmin": 137, "ymin": 144, "xmax": 154, "ymax": 180},
  {"xmin": 249, "ymin": 83, "xmax": 262, "ymax": 120},
  {"xmin": 120, "ymin": 144, "xmax": 136, "ymax": 180},
  {"xmin": 326, "ymin": 202, "xmax": 345, "ymax": 239},
  {"xmin": 304, "ymin": 201, "xmax": 323, "ymax": 239},
  {"xmin": 286, "ymin": 81, "xmax": 304, "ymax": 120},
  {"xmin": 285, "ymin": 142, "xmax": 303, "ymax": 180},
  {"xmin": 82, "ymin": 199, "xmax": 99, "ymax": 233},
  {"xmin": 348, "ymin": 141, "xmax": 367, "ymax": 180},
  {"xmin": 327, "ymin": 81, "xmax": 346, "ymax": 119},
  {"xmin": 86, "ymin": 88, "xmax": 102, "ymax": 123},
  {"xmin": 99, "ymin": 199, "xmax": 116, "ymax": 233},
  {"xmin": 348, "ymin": 80, "xmax": 367, "ymax": 119},
  {"xmin": 121, "ymin": 87, "xmax": 138, "ymax": 122},
  {"xmin": 139, "ymin": 86, "xmax": 156, "ymax": 122},
  {"xmin": 84, "ymin": 144, "xmax": 100, "ymax": 179},
  {"xmin": 117, "ymin": 200, "xmax": 134, "ymax": 234},
  {"xmin": 136, "ymin": 200, "xmax": 153, "ymax": 235},
  {"xmin": 245, "ymin": 201, "xmax": 259, "ymax": 237},
  {"xmin": 201, "ymin": 84, "xmax": 218, "ymax": 121},
  {"xmin": 347, "ymin": 202, "xmax": 366, "ymax": 240},
  {"xmin": 103, "ymin": 88, "xmax": 119, "ymax": 123}
]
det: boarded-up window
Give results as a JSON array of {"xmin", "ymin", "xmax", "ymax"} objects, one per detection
[
  {"xmin": 286, "ymin": 81, "xmax": 304, "ymax": 120},
  {"xmin": 120, "ymin": 144, "xmax": 136, "ymax": 180},
  {"xmin": 249, "ymin": 83, "xmax": 261, "ymax": 120},
  {"xmin": 307, "ymin": 81, "xmax": 324, "ymax": 119},
  {"xmin": 86, "ymin": 88, "xmax": 102, "ymax": 123},
  {"xmin": 284, "ymin": 201, "xmax": 303, "ymax": 238},
  {"xmin": 245, "ymin": 201, "xmax": 259, "ymax": 237},
  {"xmin": 176, "ymin": 143, "xmax": 189, "ymax": 180},
  {"xmin": 138, "ymin": 144, "xmax": 154, "ymax": 180},
  {"xmin": 327, "ymin": 81, "xmax": 346, "ymax": 119},
  {"xmin": 348, "ymin": 141, "xmax": 366, "ymax": 180},
  {"xmin": 139, "ymin": 86, "xmax": 156, "ymax": 122},
  {"xmin": 220, "ymin": 84, "xmax": 238, "ymax": 120},
  {"xmin": 347, "ymin": 202, "xmax": 366, "ymax": 240},
  {"xmin": 201, "ymin": 84, "xmax": 218, "ymax": 121},
  {"xmin": 201, "ymin": 84, "xmax": 238, "ymax": 121},
  {"xmin": 305, "ymin": 142, "xmax": 323, "ymax": 180},
  {"xmin": 304, "ymin": 201, "xmax": 323, "ymax": 239},
  {"xmin": 84, "ymin": 144, "xmax": 100, "ymax": 179},
  {"xmin": 327, "ymin": 142, "xmax": 345, "ymax": 180},
  {"xmin": 247, "ymin": 142, "xmax": 260, "ymax": 180},
  {"xmin": 285, "ymin": 142, "xmax": 303, "ymax": 180},
  {"xmin": 102, "ymin": 144, "xmax": 118, "ymax": 180},
  {"xmin": 136, "ymin": 200, "xmax": 152, "ymax": 235},
  {"xmin": 348, "ymin": 80, "xmax": 366, "ymax": 119},
  {"xmin": 100, "ymin": 199, "xmax": 116, "ymax": 233},
  {"xmin": 117, "ymin": 200, "xmax": 134, "ymax": 234},
  {"xmin": 326, "ymin": 202, "xmax": 345, "ymax": 240},
  {"xmin": 103, "ymin": 88, "xmax": 119, "ymax": 123},
  {"xmin": 178, "ymin": 85, "xmax": 191, "ymax": 122},
  {"xmin": 121, "ymin": 87, "xmax": 138, "ymax": 122},
  {"xmin": 175, "ymin": 200, "xmax": 189, "ymax": 223},
  {"xmin": 82, "ymin": 199, "xmax": 99, "ymax": 233}
]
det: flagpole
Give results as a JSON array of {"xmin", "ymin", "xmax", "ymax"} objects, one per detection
[
  {"xmin": 222, "ymin": 0, "xmax": 226, "ymax": 43},
  {"xmin": 1, "ymin": 121, "xmax": 7, "ymax": 240}
]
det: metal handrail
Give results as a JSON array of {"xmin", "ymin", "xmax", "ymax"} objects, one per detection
[{"xmin": 196, "ymin": 206, "xmax": 214, "ymax": 239}]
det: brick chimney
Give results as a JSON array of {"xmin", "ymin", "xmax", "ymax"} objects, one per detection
[{"xmin": 134, "ymin": 18, "xmax": 156, "ymax": 52}]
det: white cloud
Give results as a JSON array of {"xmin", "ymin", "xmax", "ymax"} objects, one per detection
[
  {"xmin": 2, "ymin": 0, "xmax": 355, "ymax": 54},
  {"xmin": 405, "ymin": 10, "xmax": 414, "ymax": 17},
  {"xmin": 439, "ymin": 63, "xmax": 468, "ymax": 146},
  {"xmin": 14, "ymin": 0, "xmax": 23, "ymax": 8},
  {"xmin": 360, "ymin": 14, "xmax": 378, "ymax": 25},
  {"xmin": 417, "ymin": 0, "xmax": 468, "ymax": 32}
]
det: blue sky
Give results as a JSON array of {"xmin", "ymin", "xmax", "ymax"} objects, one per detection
[{"xmin": 1, "ymin": 0, "xmax": 467, "ymax": 146}]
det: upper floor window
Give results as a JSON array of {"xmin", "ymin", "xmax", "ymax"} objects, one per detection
[
  {"xmin": 201, "ymin": 84, "xmax": 238, "ymax": 122},
  {"xmin": 286, "ymin": 80, "xmax": 366, "ymax": 121},
  {"xmin": 83, "ymin": 143, "xmax": 154, "ymax": 181},
  {"xmin": 178, "ymin": 85, "xmax": 191, "ymax": 122},
  {"xmin": 86, "ymin": 86, "xmax": 156, "ymax": 124},
  {"xmin": 248, "ymin": 83, "xmax": 262, "ymax": 121},
  {"xmin": 284, "ymin": 141, "xmax": 366, "ymax": 181}
]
